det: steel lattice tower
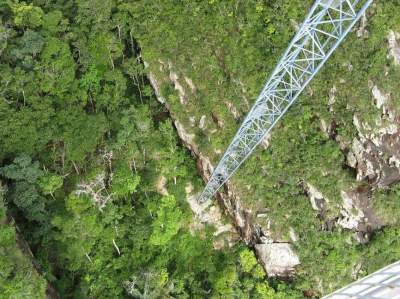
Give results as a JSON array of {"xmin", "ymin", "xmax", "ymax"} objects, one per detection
[{"xmin": 199, "ymin": 0, "xmax": 373, "ymax": 203}]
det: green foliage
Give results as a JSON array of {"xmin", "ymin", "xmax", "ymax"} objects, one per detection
[
  {"xmin": 1, "ymin": 0, "xmax": 400, "ymax": 298},
  {"xmin": 132, "ymin": 0, "xmax": 400, "ymax": 297},
  {"xmin": 10, "ymin": 30, "xmax": 44, "ymax": 69},
  {"xmin": 0, "ymin": 184, "xmax": 47, "ymax": 298},
  {"xmin": 57, "ymin": 109, "xmax": 107, "ymax": 163},
  {"xmin": 240, "ymin": 249, "xmax": 258, "ymax": 273},
  {"xmin": 111, "ymin": 163, "xmax": 140, "ymax": 197},
  {"xmin": 0, "ymin": 154, "xmax": 43, "ymax": 183},
  {"xmin": 10, "ymin": 1, "xmax": 44, "ymax": 28},
  {"xmin": 39, "ymin": 37, "xmax": 76, "ymax": 97},
  {"xmin": 1, "ymin": 1, "xmax": 279, "ymax": 296},
  {"xmin": 38, "ymin": 173, "xmax": 63, "ymax": 196},
  {"xmin": 42, "ymin": 10, "xmax": 66, "ymax": 34},
  {"xmin": 213, "ymin": 265, "xmax": 238, "ymax": 298},
  {"xmin": 150, "ymin": 195, "xmax": 183, "ymax": 246},
  {"xmin": 0, "ymin": 154, "xmax": 47, "ymax": 222},
  {"xmin": 0, "ymin": 0, "xmax": 297, "ymax": 297},
  {"xmin": 255, "ymin": 283, "xmax": 275, "ymax": 299},
  {"xmin": 80, "ymin": 64, "xmax": 101, "ymax": 94},
  {"xmin": 51, "ymin": 194, "xmax": 108, "ymax": 271}
]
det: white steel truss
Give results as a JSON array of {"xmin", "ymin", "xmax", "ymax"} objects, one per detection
[
  {"xmin": 323, "ymin": 261, "xmax": 400, "ymax": 299},
  {"xmin": 198, "ymin": 0, "xmax": 373, "ymax": 203}
]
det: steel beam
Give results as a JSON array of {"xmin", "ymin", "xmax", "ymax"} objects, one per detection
[
  {"xmin": 322, "ymin": 261, "xmax": 400, "ymax": 299},
  {"xmin": 198, "ymin": 0, "xmax": 373, "ymax": 203}
]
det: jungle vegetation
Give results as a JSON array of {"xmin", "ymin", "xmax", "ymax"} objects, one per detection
[{"xmin": 1, "ymin": 0, "xmax": 400, "ymax": 298}]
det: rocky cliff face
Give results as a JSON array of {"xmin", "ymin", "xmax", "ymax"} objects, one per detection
[
  {"xmin": 145, "ymin": 28, "xmax": 400, "ymax": 279},
  {"xmin": 147, "ymin": 63, "xmax": 300, "ymax": 277},
  {"xmin": 342, "ymin": 83, "xmax": 400, "ymax": 189},
  {"xmin": 306, "ymin": 31, "xmax": 400, "ymax": 245},
  {"xmin": 307, "ymin": 104, "xmax": 399, "ymax": 243}
]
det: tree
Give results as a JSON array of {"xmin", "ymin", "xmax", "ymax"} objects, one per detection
[
  {"xmin": 10, "ymin": 30, "xmax": 44, "ymax": 70},
  {"xmin": 38, "ymin": 37, "xmax": 76, "ymax": 97},
  {"xmin": 111, "ymin": 163, "xmax": 140, "ymax": 197},
  {"xmin": 51, "ymin": 194, "xmax": 111, "ymax": 271},
  {"xmin": 213, "ymin": 265, "xmax": 238, "ymax": 298},
  {"xmin": 38, "ymin": 173, "xmax": 63, "ymax": 197},
  {"xmin": 10, "ymin": 1, "xmax": 44, "ymax": 29},
  {"xmin": 240, "ymin": 249, "xmax": 258, "ymax": 273},
  {"xmin": 0, "ymin": 154, "xmax": 43, "ymax": 183},
  {"xmin": 42, "ymin": 10, "xmax": 67, "ymax": 35},
  {"xmin": 149, "ymin": 195, "xmax": 183, "ymax": 246},
  {"xmin": 0, "ymin": 25, "xmax": 11, "ymax": 56},
  {"xmin": 255, "ymin": 283, "xmax": 276, "ymax": 299},
  {"xmin": 0, "ymin": 154, "xmax": 47, "ymax": 222},
  {"xmin": 56, "ymin": 109, "xmax": 107, "ymax": 163}
]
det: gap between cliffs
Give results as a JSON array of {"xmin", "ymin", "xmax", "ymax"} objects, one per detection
[{"xmin": 145, "ymin": 62, "xmax": 300, "ymax": 278}]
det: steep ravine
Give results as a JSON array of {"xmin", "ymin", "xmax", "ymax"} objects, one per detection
[
  {"xmin": 147, "ymin": 65, "xmax": 300, "ymax": 278},
  {"xmin": 148, "ymin": 68, "xmax": 257, "ymax": 243}
]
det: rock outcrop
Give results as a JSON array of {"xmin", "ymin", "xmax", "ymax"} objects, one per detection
[
  {"xmin": 305, "ymin": 183, "xmax": 329, "ymax": 218},
  {"xmin": 186, "ymin": 191, "xmax": 239, "ymax": 250},
  {"xmin": 305, "ymin": 182, "xmax": 383, "ymax": 243},
  {"xmin": 337, "ymin": 189, "xmax": 383, "ymax": 244},
  {"xmin": 255, "ymin": 243, "xmax": 300, "ymax": 277},
  {"xmin": 346, "ymin": 85, "xmax": 400, "ymax": 188},
  {"xmin": 388, "ymin": 30, "xmax": 400, "ymax": 65},
  {"xmin": 356, "ymin": 14, "xmax": 369, "ymax": 38},
  {"xmin": 311, "ymin": 32, "xmax": 400, "ymax": 245}
]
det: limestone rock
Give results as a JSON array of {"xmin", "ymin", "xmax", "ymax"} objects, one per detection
[
  {"xmin": 199, "ymin": 115, "xmax": 206, "ymax": 130},
  {"xmin": 255, "ymin": 243, "xmax": 300, "ymax": 277},
  {"xmin": 345, "ymin": 85, "xmax": 400, "ymax": 188},
  {"xmin": 260, "ymin": 132, "xmax": 271, "ymax": 149},
  {"xmin": 147, "ymin": 69, "xmax": 166, "ymax": 104},
  {"xmin": 388, "ymin": 30, "xmax": 400, "ymax": 65},
  {"xmin": 184, "ymin": 76, "xmax": 196, "ymax": 93},
  {"xmin": 189, "ymin": 116, "xmax": 196, "ymax": 127},
  {"xmin": 337, "ymin": 190, "xmax": 365, "ymax": 231},
  {"xmin": 356, "ymin": 14, "xmax": 369, "ymax": 38},
  {"xmin": 225, "ymin": 101, "xmax": 240, "ymax": 120},
  {"xmin": 305, "ymin": 183, "xmax": 328, "ymax": 216},
  {"xmin": 187, "ymin": 194, "xmax": 238, "ymax": 249},
  {"xmin": 337, "ymin": 189, "xmax": 384, "ymax": 243},
  {"xmin": 185, "ymin": 182, "xmax": 194, "ymax": 194},
  {"xmin": 174, "ymin": 120, "xmax": 198, "ymax": 152},
  {"xmin": 168, "ymin": 64, "xmax": 188, "ymax": 105},
  {"xmin": 212, "ymin": 113, "xmax": 225, "ymax": 128},
  {"xmin": 147, "ymin": 60, "xmax": 296, "ymax": 273},
  {"xmin": 289, "ymin": 227, "xmax": 299, "ymax": 243},
  {"xmin": 372, "ymin": 85, "xmax": 390, "ymax": 112}
]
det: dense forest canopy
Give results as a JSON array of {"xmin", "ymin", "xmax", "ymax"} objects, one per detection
[
  {"xmin": 0, "ymin": 0, "xmax": 300, "ymax": 298},
  {"xmin": 1, "ymin": 0, "xmax": 400, "ymax": 298}
]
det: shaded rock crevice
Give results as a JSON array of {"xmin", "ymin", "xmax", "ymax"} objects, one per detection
[{"xmin": 304, "ymin": 182, "xmax": 384, "ymax": 244}]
